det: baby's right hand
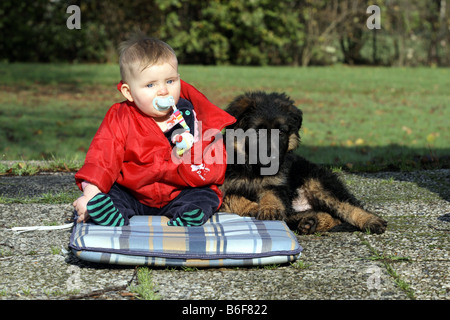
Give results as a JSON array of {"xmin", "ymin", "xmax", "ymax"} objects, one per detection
[
  {"xmin": 73, "ymin": 195, "xmax": 91, "ymax": 223},
  {"xmin": 73, "ymin": 182, "xmax": 102, "ymax": 222}
]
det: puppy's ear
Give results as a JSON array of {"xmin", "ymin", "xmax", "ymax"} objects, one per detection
[
  {"xmin": 225, "ymin": 93, "xmax": 254, "ymax": 119},
  {"xmin": 275, "ymin": 92, "xmax": 302, "ymax": 131},
  {"xmin": 287, "ymin": 106, "xmax": 303, "ymax": 152},
  {"xmin": 290, "ymin": 107, "xmax": 303, "ymax": 131}
]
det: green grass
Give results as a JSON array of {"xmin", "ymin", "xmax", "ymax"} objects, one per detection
[
  {"xmin": 128, "ymin": 267, "xmax": 160, "ymax": 300},
  {"xmin": 360, "ymin": 235, "xmax": 416, "ymax": 299},
  {"xmin": 1, "ymin": 63, "xmax": 448, "ymax": 170},
  {"xmin": 0, "ymin": 191, "xmax": 79, "ymax": 205}
]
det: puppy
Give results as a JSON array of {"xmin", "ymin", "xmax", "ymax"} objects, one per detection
[{"xmin": 220, "ymin": 91, "xmax": 387, "ymax": 234}]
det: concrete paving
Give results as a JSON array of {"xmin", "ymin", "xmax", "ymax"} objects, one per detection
[{"xmin": 0, "ymin": 169, "xmax": 448, "ymax": 301}]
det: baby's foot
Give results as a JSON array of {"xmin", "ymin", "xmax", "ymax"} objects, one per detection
[
  {"xmin": 168, "ymin": 209, "xmax": 205, "ymax": 227},
  {"xmin": 87, "ymin": 193, "xmax": 126, "ymax": 227}
]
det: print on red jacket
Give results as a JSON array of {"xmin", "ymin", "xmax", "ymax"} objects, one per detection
[{"xmin": 75, "ymin": 79, "xmax": 236, "ymax": 210}]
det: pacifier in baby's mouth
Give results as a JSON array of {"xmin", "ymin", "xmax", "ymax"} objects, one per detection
[{"xmin": 153, "ymin": 96, "xmax": 175, "ymax": 111}]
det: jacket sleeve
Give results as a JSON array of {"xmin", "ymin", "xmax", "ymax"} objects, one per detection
[
  {"xmin": 176, "ymin": 80, "xmax": 235, "ymax": 188},
  {"xmin": 74, "ymin": 104, "xmax": 127, "ymax": 193},
  {"xmin": 176, "ymin": 129, "xmax": 227, "ymax": 187}
]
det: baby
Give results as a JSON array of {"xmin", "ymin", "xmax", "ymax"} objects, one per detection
[{"xmin": 73, "ymin": 34, "xmax": 235, "ymax": 227}]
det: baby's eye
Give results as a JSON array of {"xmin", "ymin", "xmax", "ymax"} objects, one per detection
[
  {"xmin": 167, "ymin": 79, "xmax": 174, "ymax": 85},
  {"xmin": 147, "ymin": 83, "xmax": 154, "ymax": 88}
]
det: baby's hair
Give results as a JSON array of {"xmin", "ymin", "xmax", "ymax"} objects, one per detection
[{"xmin": 119, "ymin": 32, "xmax": 177, "ymax": 83}]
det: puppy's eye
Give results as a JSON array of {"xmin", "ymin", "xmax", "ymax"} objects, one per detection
[{"xmin": 279, "ymin": 125, "xmax": 289, "ymax": 134}]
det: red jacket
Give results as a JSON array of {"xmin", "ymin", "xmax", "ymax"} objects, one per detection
[{"xmin": 75, "ymin": 80, "xmax": 236, "ymax": 208}]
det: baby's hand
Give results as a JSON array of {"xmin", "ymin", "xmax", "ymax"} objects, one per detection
[
  {"xmin": 73, "ymin": 182, "xmax": 102, "ymax": 223},
  {"xmin": 73, "ymin": 195, "xmax": 91, "ymax": 223}
]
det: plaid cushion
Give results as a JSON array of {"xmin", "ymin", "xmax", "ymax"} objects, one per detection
[{"xmin": 69, "ymin": 212, "xmax": 302, "ymax": 267}]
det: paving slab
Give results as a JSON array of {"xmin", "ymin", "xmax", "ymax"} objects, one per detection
[{"xmin": 0, "ymin": 169, "xmax": 448, "ymax": 301}]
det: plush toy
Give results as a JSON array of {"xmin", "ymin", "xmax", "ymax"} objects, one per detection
[
  {"xmin": 153, "ymin": 96, "xmax": 193, "ymax": 156},
  {"xmin": 172, "ymin": 131, "xmax": 194, "ymax": 156}
]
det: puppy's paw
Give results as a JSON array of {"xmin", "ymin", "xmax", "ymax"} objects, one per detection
[
  {"xmin": 258, "ymin": 205, "xmax": 285, "ymax": 220},
  {"xmin": 363, "ymin": 216, "xmax": 387, "ymax": 234},
  {"xmin": 296, "ymin": 215, "xmax": 318, "ymax": 235},
  {"xmin": 287, "ymin": 211, "xmax": 342, "ymax": 234},
  {"xmin": 242, "ymin": 201, "xmax": 260, "ymax": 217},
  {"xmin": 258, "ymin": 192, "xmax": 287, "ymax": 220},
  {"xmin": 221, "ymin": 195, "xmax": 259, "ymax": 217}
]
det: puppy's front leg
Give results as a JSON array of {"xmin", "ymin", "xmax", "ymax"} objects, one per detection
[
  {"xmin": 258, "ymin": 190, "xmax": 288, "ymax": 220},
  {"xmin": 220, "ymin": 194, "xmax": 259, "ymax": 217},
  {"xmin": 301, "ymin": 178, "xmax": 387, "ymax": 234},
  {"xmin": 285, "ymin": 211, "xmax": 342, "ymax": 234}
]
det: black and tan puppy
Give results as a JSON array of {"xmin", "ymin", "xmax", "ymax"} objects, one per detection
[{"xmin": 220, "ymin": 91, "xmax": 387, "ymax": 234}]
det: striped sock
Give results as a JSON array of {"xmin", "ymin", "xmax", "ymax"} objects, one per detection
[
  {"xmin": 168, "ymin": 209, "xmax": 206, "ymax": 227},
  {"xmin": 87, "ymin": 193, "xmax": 125, "ymax": 227}
]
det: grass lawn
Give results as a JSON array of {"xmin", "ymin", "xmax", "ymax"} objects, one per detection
[{"xmin": 0, "ymin": 63, "xmax": 448, "ymax": 171}]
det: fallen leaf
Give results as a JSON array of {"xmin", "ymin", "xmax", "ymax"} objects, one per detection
[
  {"xmin": 426, "ymin": 133, "xmax": 439, "ymax": 143},
  {"xmin": 402, "ymin": 126, "xmax": 412, "ymax": 135},
  {"xmin": 120, "ymin": 291, "xmax": 137, "ymax": 297}
]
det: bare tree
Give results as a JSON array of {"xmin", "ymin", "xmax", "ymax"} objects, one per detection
[{"xmin": 299, "ymin": 0, "xmax": 351, "ymax": 66}]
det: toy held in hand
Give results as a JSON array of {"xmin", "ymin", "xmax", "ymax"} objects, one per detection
[
  {"xmin": 172, "ymin": 132, "xmax": 194, "ymax": 156},
  {"xmin": 153, "ymin": 95, "xmax": 193, "ymax": 156},
  {"xmin": 171, "ymin": 108, "xmax": 190, "ymax": 132}
]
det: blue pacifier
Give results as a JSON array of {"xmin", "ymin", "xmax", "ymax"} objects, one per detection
[{"xmin": 153, "ymin": 96, "xmax": 175, "ymax": 111}]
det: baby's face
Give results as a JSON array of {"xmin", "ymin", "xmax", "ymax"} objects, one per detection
[{"xmin": 125, "ymin": 59, "xmax": 181, "ymax": 119}]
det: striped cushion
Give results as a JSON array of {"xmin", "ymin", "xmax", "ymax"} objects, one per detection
[{"xmin": 69, "ymin": 212, "xmax": 302, "ymax": 267}]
